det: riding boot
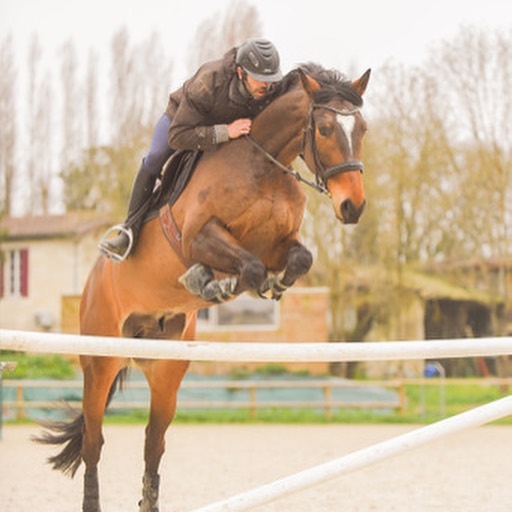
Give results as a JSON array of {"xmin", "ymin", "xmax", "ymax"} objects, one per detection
[{"xmin": 98, "ymin": 164, "xmax": 156, "ymax": 261}]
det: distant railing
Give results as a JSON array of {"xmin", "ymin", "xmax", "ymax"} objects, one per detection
[
  {"xmin": 2, "ymin": 378, "xmax": 405, "ymax": 419},
  {"xmin": 4, "ymin": 377, "xmax": 512, "ymax": 421}
]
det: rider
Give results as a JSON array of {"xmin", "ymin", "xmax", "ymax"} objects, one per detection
[{"xmin": 99, "ymin": 38, "xmax": 283, "ymax": 261}]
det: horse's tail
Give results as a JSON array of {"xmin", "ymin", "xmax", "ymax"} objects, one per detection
[{"xmin": 33, "ymin": 368, "xmax": 128, "ymax": 478}]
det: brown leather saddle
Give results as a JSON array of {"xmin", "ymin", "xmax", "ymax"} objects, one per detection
[
  {"xmin": 151, "ymin": 149, "xmax": 203, "ymax": 211},
  {"xmin": 147, "ymin": 150, "xmax": 203, "ymax": 266}
]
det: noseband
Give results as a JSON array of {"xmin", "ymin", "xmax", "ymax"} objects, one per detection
[{"xmin": 246, "ymin": 101, "xmax": 364, "ymax": 196}]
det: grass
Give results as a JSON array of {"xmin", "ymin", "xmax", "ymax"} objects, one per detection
[
  {"xmin": 1, "ymin": 353, "xmax": 510, "ymax": 425},
  {"xmin": 99, "ymin": 382, "xmax": 512, "ymax": 425},
  {"xmin": 0, "ymin": 351, "xmax": 75, "ymax": 379}
]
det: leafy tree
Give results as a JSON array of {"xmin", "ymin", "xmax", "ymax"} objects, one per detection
[{"xmin": 429, "ymin": 27, "xmax": 512, "ymax": 310}]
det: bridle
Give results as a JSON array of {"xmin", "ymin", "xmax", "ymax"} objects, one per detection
[{"xmin": 246, "ymin": 101, "xmax": 364, "ymax": 196}]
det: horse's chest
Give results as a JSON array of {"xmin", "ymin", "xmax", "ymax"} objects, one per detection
[{"xmin": 231, "ymin": 193, "xmax": 303, "ymax": 245}]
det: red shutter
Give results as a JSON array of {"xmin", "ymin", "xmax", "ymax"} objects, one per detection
[{"xmin": 20, "ymin": 249, "xmax": 29, "ymax": 297}]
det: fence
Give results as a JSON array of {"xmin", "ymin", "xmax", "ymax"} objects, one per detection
[
  {"xmin": 1, "ymin": 328, "xmax": 512, "ymax": 511},
  {"xmin": 4, "ymin": 377, "xmax": 512, "ymax": 421},
  {"xmin": 1, "ymin": 378, "xmax": 405, "ymax": 420}
]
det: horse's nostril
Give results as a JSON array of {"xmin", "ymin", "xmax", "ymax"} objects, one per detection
[
  {"xmin": 340, "ymin": 199, "xmax": 354, "ymax": 219},
  {"xmin": 340, "ymin": 199, "xmax": 365, "ymax": 224}
]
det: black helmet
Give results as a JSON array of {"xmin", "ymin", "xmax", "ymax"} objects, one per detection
[{"xmin": 236, "ymin": 38, "xmax": 282, "ymax": 82}]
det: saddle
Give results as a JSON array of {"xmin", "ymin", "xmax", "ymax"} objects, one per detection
[
  {"xmin": 150, "ymin": 149, "xmax": 203, "ymax": 211},
  {"xmin": 145, "ymin": 149, "xmax": 203, "ymax": 267}
]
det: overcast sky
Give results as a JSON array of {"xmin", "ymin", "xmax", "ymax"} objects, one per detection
[
  {"xmin": 2, "ymin": 0, "xmax": 511, "ymax": 85},
  {"xmin": 1, "ymin": 0, "xmax": 511, "ymax": 216}
]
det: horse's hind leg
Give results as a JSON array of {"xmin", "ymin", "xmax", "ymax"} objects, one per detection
[
  {"xmin": 129, "ymin": 312, "xmax": 192, "ymax": 512},
  {"xmin": 137, "ymin": 358, "xmax": 189, "ymax": 512},
  {"xmin": 80, "ymin": 355, "xmax": 126, "ymax": 512}
]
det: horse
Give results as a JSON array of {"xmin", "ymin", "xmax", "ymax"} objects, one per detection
[{"xmin": 36, "ymin": 63, "xmax": 371, "ymax": 512}]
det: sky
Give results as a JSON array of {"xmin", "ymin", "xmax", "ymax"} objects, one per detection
[
  {"xmin": 1, "ymin": 0, "xmax": 511, "ymax": 216},
  {"xmin": 2, "ymin": 0, "xmax": 511, "ymax": 86}
]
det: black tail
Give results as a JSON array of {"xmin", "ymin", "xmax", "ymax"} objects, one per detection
[{"xmin": 33, "ymin": 368, "xmax": 128, "ymax": 478}]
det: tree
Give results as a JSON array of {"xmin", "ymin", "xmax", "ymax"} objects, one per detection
[
  {"xmin": 62, "ymin": 29, "xmax": 173, "ymax": 216},
  {"xmin": 429, "ymin": 27, "xmax": 512, "ymax": 336},
  {"xmin": 60, "ymin": 39, "xmax": 82, "ymax": 171},
  {"xmin": 0, "ymin": 34, "xmax": 17, "ymax": 216},
  {"xmin": 85, "ymin": 49, "xmax": 100, "ymax": 151},
  {"xmin": 26, "ymin": 34, "xmax": 55, "ymax": 215},
  {"xmin": 187, "ymin": 0, "xmax": 262, "ymax": 72}
]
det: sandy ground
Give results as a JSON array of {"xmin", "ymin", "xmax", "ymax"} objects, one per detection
[{"xmin": 1, "ymin": 423, "xmax": 511, "ymax": 512}]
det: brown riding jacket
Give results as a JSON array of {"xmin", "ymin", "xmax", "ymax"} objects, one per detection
[{"xmin": 165, "ymin": 48, "xmax": 278, "ymax": 152}]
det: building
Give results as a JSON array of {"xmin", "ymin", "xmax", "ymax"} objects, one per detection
[{"xmin": 0, "ymin": 212, "xmax": 110, "ymax": 332}]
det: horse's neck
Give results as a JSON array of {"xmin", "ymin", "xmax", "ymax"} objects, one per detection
[{"xmin": 251, "ymin": 89, "xmax": 309, "ymax": 166}]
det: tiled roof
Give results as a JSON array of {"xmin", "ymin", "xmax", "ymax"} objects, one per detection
[{"xmin": 0, "ymin": 211, "xmax": 111, "ymax": 240}]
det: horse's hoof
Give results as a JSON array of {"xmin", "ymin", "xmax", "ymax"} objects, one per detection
[
  {"xmin": 258, "ymin": 275, "xmax": 288, "ymax": 301},
  {"xmin": 202, "ymin": 277, "xmax": 237, "ymax": 303},
  {"xmin": 179, "ymin": 263, "xmax": 214, "ymax": 295},
  {"xmin": 138, "ymin": 499, "xmax": 158, "ymax": 512}
]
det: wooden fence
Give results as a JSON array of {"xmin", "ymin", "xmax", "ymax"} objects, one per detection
[
  {"xmin": 4, "ymin": 377, "xmax": 512, "ymax": 421},
  {"xmin": 2, "ymin": 378, "xmax": 405, "ymax": 419}
]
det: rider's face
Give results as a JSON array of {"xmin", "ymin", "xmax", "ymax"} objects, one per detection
[
  {"xmin": 238, "ymin": 67, "xmax": 273, "ymax": 99},
  {"xmin": 244, "ymin": 74, "xmax": 272, "ymax": 99}
]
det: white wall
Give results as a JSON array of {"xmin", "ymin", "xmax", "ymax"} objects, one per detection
[{"xmin": 0, "ymin": 230, "xmax": 102, "ymax": 332}]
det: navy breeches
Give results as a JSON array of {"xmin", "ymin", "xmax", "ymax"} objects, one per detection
[{"xmin": 142, "ymin": 113, "xmax": 175, "ymax": 179}]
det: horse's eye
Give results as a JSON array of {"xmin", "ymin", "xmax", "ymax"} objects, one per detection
[{"xmin": 318, "ymin": 124, "xmax": 333, "ymax": 137}]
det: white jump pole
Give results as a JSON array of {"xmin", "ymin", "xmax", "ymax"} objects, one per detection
[
  {"xmin": 0, "ymin": 329, "xmax": 511, "ymax": 362},
  {"xmin": 193, "ymin": 395, "xmax": 512, "ymax": 512}
]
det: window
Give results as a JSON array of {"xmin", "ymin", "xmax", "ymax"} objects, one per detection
[
  {"xmin": 198, "ymin": 293, "xmax": 279, "ymax": 331},
  {"xmin": 8, "ymin": 249, "xmax": 29, "ymax": 297}
]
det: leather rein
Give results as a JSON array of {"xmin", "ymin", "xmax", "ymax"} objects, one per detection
[{"xmin": 246, "ymin": 102, "xmax": 364, "ymax": 196}]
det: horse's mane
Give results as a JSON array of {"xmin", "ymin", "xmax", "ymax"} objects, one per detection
[
  {"xmin": 297, "ymin": 62, "xmax": 364, "ymax": 107},
  {"xmin": 269, "ymin": 63, "xmax": 363, "ymax": 108}
]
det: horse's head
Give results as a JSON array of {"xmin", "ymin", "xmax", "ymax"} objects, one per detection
[{"xmin": 299, "ymin": 65, "xmax": 371, "ymax": 224}]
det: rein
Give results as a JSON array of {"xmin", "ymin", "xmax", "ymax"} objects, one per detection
[
  {"xmin": 245, "ymin": 135, "xmax": 329, "ymax": 195},
  {"xmin": 246, "ymin": 102, "xmax": 364, "ymax": 197}
]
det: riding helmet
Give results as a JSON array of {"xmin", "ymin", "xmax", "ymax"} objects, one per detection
[{"xmin": 236, "ymin": 38, "xmax": 282, "ymax": 82}]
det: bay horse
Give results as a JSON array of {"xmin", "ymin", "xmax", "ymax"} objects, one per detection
[{"xmin": 37, "ymin": 63, "xmax": 370, "ymax": 511}]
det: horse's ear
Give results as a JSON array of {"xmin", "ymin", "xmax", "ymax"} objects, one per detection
[
  {"xmin": 352, "ymin": 69, "xmax": 371, "ymax": 97},
  {"xmin": 298, "ymin": 68, "xmax": 321, "ymax": 94}
]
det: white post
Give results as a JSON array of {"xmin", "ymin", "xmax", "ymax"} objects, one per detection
[{"xmin": 193, "ymin": 396, "xmax": 512, "ymax": 512}]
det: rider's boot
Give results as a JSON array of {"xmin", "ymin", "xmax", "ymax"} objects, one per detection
[{"xmin": 98, "ymin": 164, "xmax": 156, "ymax": 261}]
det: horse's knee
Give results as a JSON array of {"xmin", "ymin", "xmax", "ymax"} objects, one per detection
[
  {"xmin": 240, "ymin": 259, "xmax": 266, "ymax": 290},
  {"xmin": 288, "ymin": 245, "xmax": 313, "ymax": 275}
]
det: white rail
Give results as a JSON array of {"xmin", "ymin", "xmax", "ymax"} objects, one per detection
[
  {"xmin": 194, "ymin": 395, "xmax": 512, "ymax": 511},
  {"xmin": 1, "ymin": 329, "xmax": 511, "ymax": 362}
]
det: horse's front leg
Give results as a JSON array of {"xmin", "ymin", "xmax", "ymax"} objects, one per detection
[
  {"xmin": 261, "ymin": 242, "xmax": 313, "ymax": 300},
  {"xmin": 179, "ymin": 218, "xmax": 267, "ymax": 302}
]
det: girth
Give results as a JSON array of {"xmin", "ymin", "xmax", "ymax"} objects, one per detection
[
  {"xmin": 159, "ymin": 204, "xmax": 189, "ymax": 268},
  {"xmin": 153, "ymin": 150, "xmax": 203, "ymax": 268}
]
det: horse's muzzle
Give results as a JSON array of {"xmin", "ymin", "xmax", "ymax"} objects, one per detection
[{"xmin": 340, "ymin": 198, "xmax": 366, "ymax": 224}]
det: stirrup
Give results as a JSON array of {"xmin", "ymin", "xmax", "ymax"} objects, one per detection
[{"xmin": 98, "ymin": 224, "xmax": 134, "ymax": 262}]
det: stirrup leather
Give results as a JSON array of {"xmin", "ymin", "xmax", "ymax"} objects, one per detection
[{"xmin": 98, "ymin": 224, "xmax": 134, "ymax": 262}]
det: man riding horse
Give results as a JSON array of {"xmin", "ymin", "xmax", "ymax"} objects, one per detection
[{"xmin": 99, "ymin": 38, "xmax": 283, "ymax": 261}]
